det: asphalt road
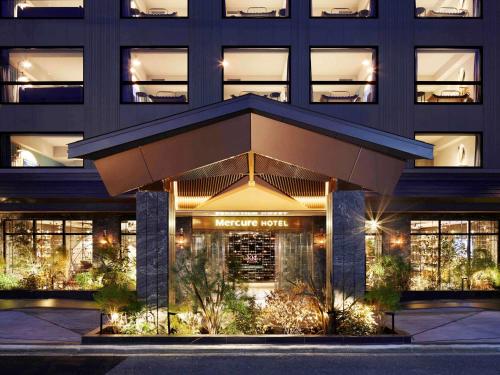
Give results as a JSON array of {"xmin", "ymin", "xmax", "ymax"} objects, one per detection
[{"xmin": 2, "ymin": 353, "xmax": 500, "ymax": 375}]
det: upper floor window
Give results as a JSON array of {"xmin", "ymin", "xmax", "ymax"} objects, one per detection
[
  {"xmin": 0, "ymin": 0, "xmax": 84, "ymax": 18},
  {"xmin": 311, "ymin": 0, "xmax": 376, "ymax": 18},
  {"xmin": 121, "ymin": 0, "xmax": 188, "ymax": 18},
  {"xmin": 222, "ymin": 47, "xmax": 289, "ymax": 102},
  {"xmin": 415, "ymin": 0, "xmax": 481, "ymax": 18},
  {"xmin": 0, "ymin": 48, "xmax": 83, "ymax": 104},
  {"xmin": 2, "ymin": 133, "xmax": 84, "ymax": 167},
  {"xmin": 415, "ymin": 133, "xmax": 481, "ymax": 168},
  {"xmin": 310, "ymin": 48, "xmax": 377, "ymax": 103},
  {"xmin": 416, "ymin": 48, "xmax": 482, "ymax": 104},
  {"xmin": 121, "ymin": 47, "xmax": 188, "ymax": 104},
  {"xmin": 224, "ymin": 0, "xmax": 289, "ymax": 18}
]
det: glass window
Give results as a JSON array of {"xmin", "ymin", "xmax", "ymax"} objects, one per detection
[
  {"xmin": 3, "ymin": 219, "xmax": 93, "ymax": 289},
  {"xmin": 365, "ymin": 220, "xmax": 382, "ymax": 289},
  {"xmin": 416, "ymin": 48, "xmax": 482, "ymax": 103},
  {"xmin": 411, "ymin": 220, "xmax": 499, "ymax": 291},
  {"xmin": 0, "ymin": 0, "xmax": 84, "ymax": 18},
  {"xmin": 222, "ymin": 48, "xmax": 289, "ymax": 102},
  {"xmin": 311, "ymin": 0, "xmax": 376, "ymax": 18},
  {"xmin": 122, "ymin": 0, "xmax": 188, "ymax": 17},
  {"xmin": 415, "ymin": 0, "xmax": 481, "ymax": 18},
  {"xmin": 0, "ymin": 48, "xmax": 83, "ymax": 104},
  {"xmin": 9, "ymin": 134, "xmax": 83, "ymax": 167},
  {"xmin": 121, "ymin": 48, "xmax": 188, "ymax": 104},
  {"xmin": 411, "ymin": 220, "xmax": 439, "ymax": 234},
  {"xmin": 415, "ymin": 134, "xmax": 481, "ymax": 168},
  {"xmin": 224, "ymin": 0, "xmax": 289, "ymax": 17},
  {"xmin": 121, "ymin": 220, "xmax": 137, "ymax": 260},
  {"xmin": 311, "ymin": 48, "xmax": 377, "ymax": 103}
]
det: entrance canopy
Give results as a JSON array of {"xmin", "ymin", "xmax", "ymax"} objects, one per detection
[{"xmin": 69, "ymin": 95, "xmax": 433, "ymax": 205}]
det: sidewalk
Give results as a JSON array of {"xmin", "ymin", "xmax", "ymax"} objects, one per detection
[
  {"xmin": 0, "ymin": 300, "xmax": 99, "ymax": 345},
  {"xmin": 0, "ymin": 299, "xmax": 499, "ymax": 345}
]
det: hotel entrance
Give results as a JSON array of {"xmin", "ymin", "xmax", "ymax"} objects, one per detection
[
  {"xmin": 69, "ymin": 95, "xmax": 432, "ymax": 312},
  {"xmin": 176, "ymin": 214, "xmax": 326, "ymax": 304}
]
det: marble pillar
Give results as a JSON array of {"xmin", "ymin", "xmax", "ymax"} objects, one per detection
[
  {"xmin": 136, "ymin": 191, "xmax": 169, "ymax": 307},
  {"xmin": 330, "ymin": 190, "xmax": 366, "ymax": 310}
]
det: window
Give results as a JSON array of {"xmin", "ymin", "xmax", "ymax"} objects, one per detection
[
  {"xmin": 222, "ymin": 47, "xmax": 289, "ymax": 102},
  {"xmin": 310, "ymin": 47, "xmax": 377, "ymax": 103},
  {"xmin": 121, "ymin": 0, "xmax": 188, "ymax": 17},
  {"xmin": 365, "ymin": 219, "xmax": 382, "ymax": 289},
  {"xmin": 416, "ymin": 48, "xmax": 482, "ymax": 103},
  {"xmin": 2, "ymin": 134, "xmax": 83, "ymax": 167},
  {"xmin": 121, "ymin": 220, "xmax": 136, "ymax": 260},
  {"xmin": 0, "ymin": 0, "xmax": 84, "ymax": 18},
  {"xmin": 311, "ymin": 0, "xmax": 376, "ymax": 18},
  {"xmin": 415, "ymin": 133, "xmax": 481, "ymax": 168},
  {"xmin": 224, "ymin": 0, "xmax": 289, "ymax": 18},
  {"xmin": 0, "ymin": 48, "xmax": 83, "ymax": 104},
  {"xmin": 410, "ymin": 220, "xmax": 498, "ymax": 291},
  {"xmin": 3, "ymin": 219, "xmax": 93, "ymax": 289},
  {"xmin": 121, "ymin": 48, "xmax": 188, "ymax": 104},
  {"xmin": 415, "ymin": 0, "xmax": 481, "ymax": 18}
]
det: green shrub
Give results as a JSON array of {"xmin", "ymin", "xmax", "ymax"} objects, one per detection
[
  {"xmin": 93, "ymin": 284, "xmax": 138, "ymax": 315},
  {"xmin": 334, "ymin": 301, "xmax": 378, "ymax": 336},
  {"xmin": 75, "ymin": 271, "xmax": 101, "ymax": 290},
  {"xmin": 0, "ymin": 273, "xmax": 20, "ymax": 290}
]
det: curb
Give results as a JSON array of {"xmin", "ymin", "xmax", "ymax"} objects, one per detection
[{"xmin": 0, "ymin": 344, "xmax": 499, "ymax": 356}]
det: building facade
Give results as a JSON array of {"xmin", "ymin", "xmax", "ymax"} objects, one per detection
[{"xmin": 0, "ymin": 0, "xmax": 499, "ymax": 299}]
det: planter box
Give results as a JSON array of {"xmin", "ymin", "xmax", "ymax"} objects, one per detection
[
  {"xmin": 0, "ymin": 290, "xmax": 96, "ymax": 300},
  {"xmin": 82, "ymin": 327, "xmax": 411, "ymax": 345}
]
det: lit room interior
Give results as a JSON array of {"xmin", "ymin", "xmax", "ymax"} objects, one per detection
[
  {"xmin": 415, "ymin": 0, "xmax": 480, "ymax": 17},
  {"xmin": 416, "ymin": 49, "xmax": 480, "ymax": 103},
  {"xmin": 310, "ymin": 0, "xmax": 374, "ymax": 17},
  {"xmin": 415, "ymin": 133, "xmax": 481, "ymax": 167},
  {"xmin": 4, "ymin": 0, "xmax": 84, "ymax": 18},
  {"xmin": 4, "ymin": 48, "xmax": 83, "ymax": 103},
  {"xmin": 311, "ymin": 48, "xmax": 376, "ymax": 103},
  {"xmin": 123, "ymin": 48, "xmax": 188, "ymax": 103},
  {"xmin": 223, "ymin": 48, "xmax": 289, "ymax": 102},
  {"xmin": 127, "ymin": 0, "xmax": 188, "ymax": 17},
  {"xmin": 224, "ymin": 0, "xmax": 289, "ymax": 17},
  {"xmin": 10, "ymin": 134, "xmax": 84, "ymax": 167}
]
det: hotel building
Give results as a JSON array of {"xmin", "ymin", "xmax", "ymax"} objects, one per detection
[{"xmin": 0, "ymin": 0, "xmax": 499, "ymax": 305}]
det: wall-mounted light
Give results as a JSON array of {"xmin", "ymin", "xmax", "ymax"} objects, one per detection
[
  {"xmin": 368, "ymin": 219, "xmax": 380, "ymax": 233},
  {"xmin": 99, "ymin": 229, "xmax": 113, "ymax": 245},
  {"xmin": 176, "ymin": 228, "xmax": 185, "ymax": 248},
  {"xmin": 390, "ymin": 233, "xmax": 405, "ymax": 248},
  {"xmin": 220, "ymin": 60, "xmax": 229, "ymax": 68},
  {"xmin": 132, "ymin": 59, "xmax": 141, "ymax": 67}
]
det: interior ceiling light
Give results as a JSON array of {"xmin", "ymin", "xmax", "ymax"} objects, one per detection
[
  {"xmin": 132, "ymin": 59, "xmax": 141, "ymax": 67},
  {"xmin": 20, "ymin": 60, "xmax": 32, "ymax": 69},
  {"xmin": 362, "ymin": 59, "xmax": 370, "ymax": 66},
  {"xmin": 220, "ymin": 60, "xmax": 229, "ymax": 68}
]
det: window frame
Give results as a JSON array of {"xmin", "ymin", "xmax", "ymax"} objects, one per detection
[
  {"xmin": 221, "ymin": 45, "xmax": 291, "ymax": 103},
  {"xmin": 309, "ymin": 0, "xmax": 378, "ymax": 19},
  {"xmin": 410, "ymin": 219, "xmax": 499, "ymax": 290},
  {"xmin": 120, "ymin": 0, "xmax": 189, "ymax": 19},
  {"xmin": 0, "ymin": 132, "xmax": 85, "ymax": 169},
  {"xmin": 2, "ymin": 218, "xmax": 93, "ymax": 276},
  {"xmin": 414, "ymin": 46, "xmax": 483, "ymax": 105},
  {"xmin": 414, "ymin": 131, "xmax": 483, "ymax": 169},
  {"xmin": 222, "ymin": 0, "xmax": 291, "ymax": 19},
  {"xmin": 0, "ymin": 0, "xmax": 85, "ymax": 19},
  {"xmin": 0, "ymin": 46, "xmax": 84, "ymax": 105},
  {"xmin": 414, "ymin": 0, "xmax": 483, "ymax": 19},
  {"xmin": 309, "ymin": 46, "xmax": 378, "ymax": 105},
  {"xmin": 120, "ymin": 46, "xmax": 190, "ymax": 105}
]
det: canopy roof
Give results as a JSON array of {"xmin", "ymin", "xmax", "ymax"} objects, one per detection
[{"xmin": 69, "ymin": 95, "xmax": 433, "ymax": 197}]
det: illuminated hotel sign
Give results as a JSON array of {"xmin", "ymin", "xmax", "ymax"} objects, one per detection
[
  {"xmin": 193, "ymin": 217, "xmax": 304, "ymax": 230},
  {"xmin": 215, "ymin": 219, "xmax": 289, "ymax": 228}
]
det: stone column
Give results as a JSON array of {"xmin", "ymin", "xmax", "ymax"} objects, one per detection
[
  {"xmin": 330, "ymin": 190, "xmax": 366, "ymax": 310},
  {"xmin": 136, "ymin": 191, "xmax": 169, "ymax": 307}
]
